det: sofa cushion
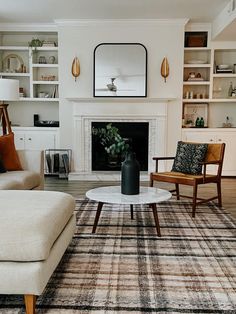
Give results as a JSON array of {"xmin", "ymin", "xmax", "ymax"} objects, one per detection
[
  {"xmin": 172, "ymin": 141, "xmax": 208, "ymax": 175},
  {"xmin": 0, "ymin": 170, "xmax": 41, "ymax": 190},
  {"xmin": 0, "ymin": 133, "xmax": 22, "ymax": 171},
  {"xmin": 0, "ymin": 190, "xmax": 75, "ymax": 262}
]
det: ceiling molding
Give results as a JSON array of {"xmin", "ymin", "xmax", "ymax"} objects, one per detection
[
  {"xmin": 55, "ymin": 18, "xmax": 189, "ymax": 27},
  {"xmin": 0, "ymin": 23, "xmax": 57, "ymax": 32}
]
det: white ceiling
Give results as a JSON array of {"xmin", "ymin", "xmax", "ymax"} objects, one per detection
[{"xmin": 0, "ymin": 0, "xmax": 229, "ymax": 23}]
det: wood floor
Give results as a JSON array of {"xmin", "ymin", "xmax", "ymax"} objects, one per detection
[{"xmin": 44, "ymin": 177, "xmax": 236, "ymax": 219}]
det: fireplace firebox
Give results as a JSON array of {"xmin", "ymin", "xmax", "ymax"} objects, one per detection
[{"xmin": 92, "ymin": 122, "xmax": 149, "ymax": 171}]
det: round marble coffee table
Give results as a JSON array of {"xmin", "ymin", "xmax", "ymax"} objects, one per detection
[{"xmin": 86, "ymin": 186, "xmax": 171, "ymax": 237}]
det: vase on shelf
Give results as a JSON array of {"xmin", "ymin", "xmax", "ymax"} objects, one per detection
[{"xmin": 121, "ymin": 151, "xmax": 140, "ymax": 195}]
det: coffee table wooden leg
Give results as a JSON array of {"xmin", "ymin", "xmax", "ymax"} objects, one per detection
[
  {"xmin": 130, "ymin": 204, "xmax": 134, "ymax": 220},
  {"xmin": 151, "ymin": 203, "xmax": 161, "ymax": 237},
  {"xmin": 92, "ymin": 202, "xmax": 104, "ymax": 233}
]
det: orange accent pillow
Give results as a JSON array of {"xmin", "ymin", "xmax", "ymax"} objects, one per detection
[{"xmin": 0, "ymin": 132, "xmax": 23, "ymax": 171}]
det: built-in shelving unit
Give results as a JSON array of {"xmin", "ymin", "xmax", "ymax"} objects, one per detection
[
  {"xmin": 0, "ymin": 30, "xmax": 59, "ymax": 127},
  {"xmin": 182, "ymin": 28, "xmax": 236, "ymax": 176}
]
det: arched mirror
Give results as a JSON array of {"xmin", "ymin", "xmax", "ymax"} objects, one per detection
[{"xmin": 94, "ymin": 43, "xmax": 147, "ymax": 97}]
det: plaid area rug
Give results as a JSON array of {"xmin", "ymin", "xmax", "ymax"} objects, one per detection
[{"xmin": 0, "ymin": 199, "xmax": 236, "ymax": 313}]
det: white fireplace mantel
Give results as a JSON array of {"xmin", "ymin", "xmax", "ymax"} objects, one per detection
[
  {"xmin": 66, "ymin": 97, "xmax": 177, "ymax": 103},
  {"xmin": 68, "ymin": 98, "xmax": 170, "ymax": 181}
]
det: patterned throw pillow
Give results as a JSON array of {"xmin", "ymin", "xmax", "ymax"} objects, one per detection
[{"xmin": 172, "ymin": 141, "xmax": 208, "ymax": 175}]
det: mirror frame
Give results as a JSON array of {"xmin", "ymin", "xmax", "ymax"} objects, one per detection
[{"xmin": 93, "ymin": 43, "xmax": 147, "ymax": 98}]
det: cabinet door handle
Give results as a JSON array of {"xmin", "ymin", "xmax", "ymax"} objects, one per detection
[
  {"xmin": 210, "ymin": 139, "xmax": 214, "ymax": 142},
  {"xmin": 28, "ymin": 138, "xmax": 32, "ymax": 141},
  {"xmin": 20, "ymin": 137, "xmax": 23, "ymax": 140},
  {"xmin": 218, "ymin": 139, "xmax": 222, "ymax": 142}
]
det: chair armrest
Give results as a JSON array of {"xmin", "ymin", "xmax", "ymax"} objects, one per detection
[
  {"xmin": 201, "ymin": 160, "xmax": 221, "ymax": 182},
  {"xmin": 200, "ymin": 160, "xmax": 221, "ymax": 165},
  {"xmin": 152, "ymin": 157, "xmax": 175, "ymax": 172},
  {"xmin": 17, "ymin": 150, "xmax": 44, "ymax": 189},
  {"xmin": 152, "ymin": 157, "xmax": 175, "ymax": 161}
]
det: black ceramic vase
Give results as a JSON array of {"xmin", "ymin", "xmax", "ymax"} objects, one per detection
[{"xmin": 121, "ymin": 151, "xmax": 140, "ymax": 195}]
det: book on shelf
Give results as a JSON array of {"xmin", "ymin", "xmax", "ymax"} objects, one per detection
[
  {"xmin": 61, "ymin": 153, "xmax": 70, "ymax": 174},
  {"xmin": 53, "ymin": 153, "xmax": 60, "ymax": 173},
  {"xmin": 45, "ymin": 153, "xmax": 52, "ymax": 173}
]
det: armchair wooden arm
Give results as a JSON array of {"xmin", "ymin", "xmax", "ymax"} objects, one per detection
[
  {"xmin": 201, "ymin": 160, "xmax": 222, "ymax": 182},
  {"xmin": 152, "ymin": 156, "xmax": 175, "ymax": 172}
]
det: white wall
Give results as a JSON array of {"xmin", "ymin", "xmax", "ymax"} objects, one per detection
[{"xmin": 57, "ymin": 20, "xmax": 185, "ymax": 159}]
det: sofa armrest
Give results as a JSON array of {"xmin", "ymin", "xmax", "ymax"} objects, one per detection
[{"xmin": 17, "ymin": 150, "xmax": 44, "ymax": 189}]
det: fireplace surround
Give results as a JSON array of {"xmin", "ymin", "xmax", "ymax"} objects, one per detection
[{"xmin": 68, "ymin": 98, "xmax": 168, "ymax": 180}]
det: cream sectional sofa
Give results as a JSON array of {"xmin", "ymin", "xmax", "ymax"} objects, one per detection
[{"xmin": 0, "ymin": 150, "xmax": 44, "ymax": 190}]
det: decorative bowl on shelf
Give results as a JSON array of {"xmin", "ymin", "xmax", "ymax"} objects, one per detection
[
  {"xmin": 186, "ymin": 60, "xmax": 206, "ymax": 64},
  {"xmin": 218, "ymin": 64, "xmax": 230, "ymax": 69}
]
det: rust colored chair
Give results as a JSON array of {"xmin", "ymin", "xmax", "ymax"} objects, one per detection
[{"xmin": 150, "ymin": 142, "xmax": 226, "ymax": 217}]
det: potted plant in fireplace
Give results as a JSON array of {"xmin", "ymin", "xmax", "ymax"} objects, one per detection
[{"xmin": 92, "ymin": 123, "xmax": 130, "ymax": 168}]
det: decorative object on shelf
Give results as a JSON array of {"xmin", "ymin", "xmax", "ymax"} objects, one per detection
[
  {"xmin": 183, "ymin": 103, "xmax": 208, "ymax": 128},
  {"xmin": 40, "ymin": 75, "xmax": 56, "ymax": 81},
  {"xmin": 71, "ymin": 57, "xmax": 80, "ymax": 81},
  {"xmin": 19, "ymin": 87, "xmax": 25, "ymax": 98},
  {"xmin": 0, "ymin": 78, "xmax": 19, "ymax": 134},
  {"xmin": 42, "ymin": 41, "xmax": 57, "ymax": 47},
  {"xmin": 222, "ymin": 116, "xmax": 232, "ymax": 128},
  {"xmin": 216, "ymin": 64, "xmax": 233, "ymax": 73},
  {"xmin": 34, "ymin": 114, "xmax": 59, "ymax": 127},
  {"xmin": 184, "ymin": 31, "xmax": 208, "ymax": 47},
  {"xmin": 38, "ymin": 56, "xmax": 47, "ymax": 64},
  {"xmin": 228, "ymin": 82, "xmax": 234, "ymax": 97},
  {"xmin": 2, "ymin": 54, "xmax": 24, "ymax": 73},
  {"xmin": 186, "ymin": 59, "xmax": 207, "ymax": 64},
  {"xmin": 49, "ymin": 56, "xmax": 56, "ymax": 64},
  {"xmin": 121, "ymin": 151, "xmax": 140, "ymax": 195},
  {"xmin": 161, "ymin": 57, "xmax": 169, "ymax": 83},
  {"xmin": 28, "ymin": 38, "xmax": 43, "ymax": 52},
  {"xmin": 38, "ymin": 91, "xmax": 49, "ymax": 98},
  {"xmin": 187, "ymin": 72, "xmax": 204, "ymax": 81}
]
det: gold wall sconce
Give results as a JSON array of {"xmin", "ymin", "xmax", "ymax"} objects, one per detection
[
  {"xmin": 161, "ymin": 57, "xmax": 169, "ymax": 83},
  {"xmin": 71, "ymin": 57, "xmax": 80, "ymax": 81}
]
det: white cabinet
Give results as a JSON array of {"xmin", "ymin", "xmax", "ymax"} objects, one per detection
[
  {"xmin": 182, "ymin": 129, "xmax": 236, "ymax": 176},
  {"xmin": 13, "ymin": 127, "xmax": 59, "ymax": 151}
]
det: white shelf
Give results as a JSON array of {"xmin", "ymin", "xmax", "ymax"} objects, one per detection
[
  {"xmin": 213, "ymin": 74, "xmax": 236, "ymax": 78},
  {"xmin": 32, "ymin": 64, "xmax": 58, "ymax": 68},
  {"xmin": 32, "ymin": 81, "xmax": 59, "ymax": 85},
  {"xmin": 19, "ymin": 97, "xmax": 59, "ymax": 102},
  {"xmin": 183, "ymin": 99, "xmax": 209, "ymax": 103},
  {"xmin": 210, "ymin": 98, "xmax": 236, "ymax": 102},
  {"xmin": 184, "ymin": 47, "xmax": 211, "ymax": 51},
  {"xmin": 183, "ymin": 98, "xmax": 236, "ymax": 103},
  {"xmin": 0, "ymin": 46, "xmax": 29, "ymax": 51},
  {"xmin": 67, "ymin": 97, "xmax": 177, "ymax": 103},
  {"xmin": 34, "ymin": 47, "xmax": 58, "ymax": 51},
  {"xmin": 0, "ymin": 72, "xmax": 30, "ymax": 77},
  {"xmin": 184, "ymin": 64, "xmax": 211, "ymax": 68},
  {"xmin": 183, "ymin": 81, "xmax": 210, "ymax": 85}
]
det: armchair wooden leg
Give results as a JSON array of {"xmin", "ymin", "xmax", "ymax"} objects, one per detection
[
  {"xmin": 217, "ymin": 181, "xmax": 222, "ymax": 208},
  {"xmin": 192, "ymin": 183, "xmax": 198, "ymax": 218},
  {"xmin": 175, "ymin": 183, "xmax": 180, "ymax": 200},
  {"xmin": 130, "ymin": 204, "xmax": 134, "ymax": 220},
  {"xmin": 24, "ymin": 294, "xmax": 36, "ymax": 314},
  {"xmin": 149, "ymin": 174, "xmax": 154, "ymax": 187}
]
